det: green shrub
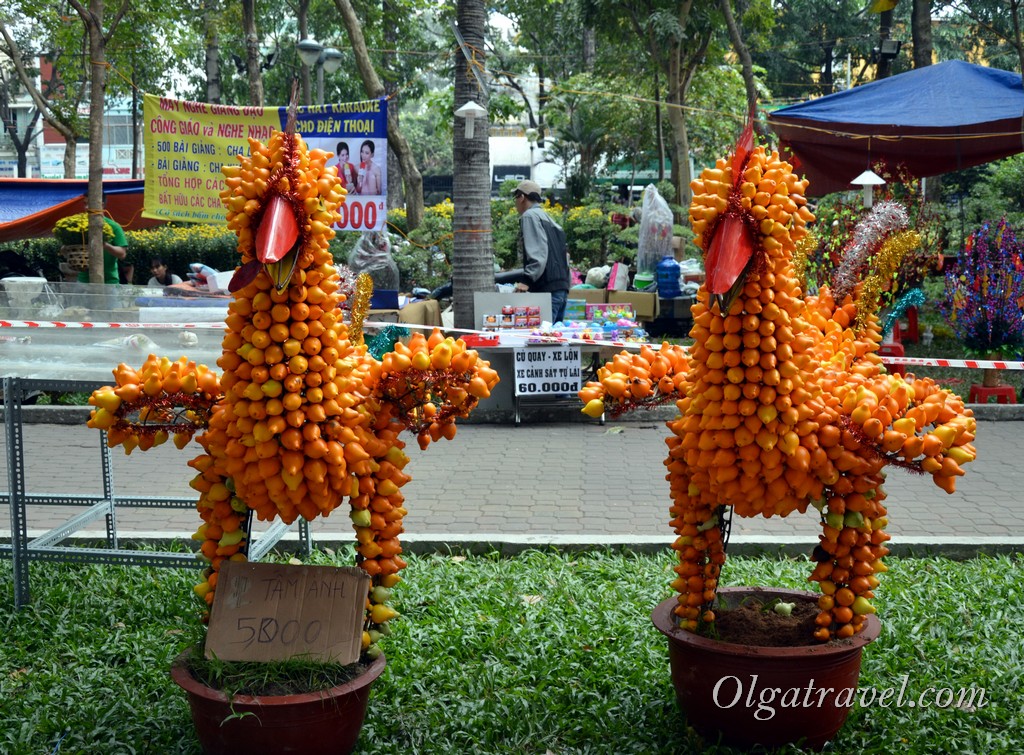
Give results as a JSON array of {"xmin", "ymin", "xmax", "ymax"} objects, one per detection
[
  {"xmin": 386, "ymin": 207, "xmax": 408, "ymax": 237},
  {"xmin": 123, "ymin": 224, "xmax": 238, "ymax": 282},
  {"xmin": 491, "ymin": 198, "xmax": 521, "ymax": 270},
  {"xmin": 0, "ymin": 224, "xmax": 241, "ymax": 285},
  {"xmin": 563, "ymin": 203, "xmax": 615, "ymax": 271},
  {"xmin": 393, "ymin": 200, "xmax": 454, "ymax": 291},
  {"xmin": 0, "ymin": 236, "xmax": 63, "ymax": 280}
]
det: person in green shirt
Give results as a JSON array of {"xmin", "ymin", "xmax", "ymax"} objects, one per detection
[{"xmin": 77, "ymin": 215, "xmax": 128, "ymax": 284}]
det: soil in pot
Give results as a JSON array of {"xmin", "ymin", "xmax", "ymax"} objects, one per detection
[{"xmin": 712, "ymin": 596, "xmax": 820, "ymax": 647}]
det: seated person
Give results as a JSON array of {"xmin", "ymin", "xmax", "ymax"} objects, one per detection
[{"xmin": 147, "ymin": 256, "xmax": 183, "ymax": 287}]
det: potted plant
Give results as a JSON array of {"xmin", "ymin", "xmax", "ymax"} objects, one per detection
[
  {"xmin": 53, "ymin": 212, "xmax": 113, "ymax": 272},
  {"xmin": 85, "ymin": 125, "xmax": 499, "ymax": 755},
  {"xmin": 579, "ymin": 132, "xmax": 978, "ymax": 749},
  {"xmin": 941, "ymin": 218, "xmax": 1024, "ymax": 391}
]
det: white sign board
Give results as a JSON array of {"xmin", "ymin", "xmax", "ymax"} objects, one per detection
[{"xmin": 513, "ymin": 345, "xmax": 582, "ymax": 396}]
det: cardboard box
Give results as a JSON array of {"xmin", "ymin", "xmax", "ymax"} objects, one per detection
[
  {"xmin": 569, "ymin": 287, "xmax": 607, "ymax": 304},
  {"xmin": 607, "ymin": 291, "xmax": 659, "ymax": 321},
  {"xmin": 563, "ymin": 298, "xmax": 586, "ymax": 321},
  {"xmin": 672, "ymin": 236, "xmax": 694, "ymax": 261}
]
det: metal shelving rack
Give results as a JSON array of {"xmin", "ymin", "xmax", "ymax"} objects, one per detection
[{"xmin": 2, "ymin": 375, "xmax": 309, "ymax": 609}]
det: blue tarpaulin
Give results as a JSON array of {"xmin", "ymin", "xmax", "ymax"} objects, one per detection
[
  {"xmin": 768, "ymin": 61, "xmax": 1024, "ymax": 195},
  {"xmin": 0, "ymin": 179, "xmax": 157, "ymax": 242},
  {"xmin": 0, "ymin": 181, "xmax": 85, "ymax": 224}
]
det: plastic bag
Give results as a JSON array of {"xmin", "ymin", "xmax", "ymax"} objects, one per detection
[
  {"xmin": 607, "ymin": 262, "xmax": 629, "ymax": 291},
  {"xmin": 187, "ymin": 263, "xmax": 218, "ymax": 287},
  {"xmin": 585, "ymin": 265, "xmax": 611, "ymax": 288},
  {"xmin": 636, "ymin": 185, "xmax": 673, "ymax": 275},
  {"xmin": 679, "ymin": 258, "xmax": 704, "ymax": 274},
  {"xmin": 348, "ymin": 231, "xmax": 400, "ymax": 291}
]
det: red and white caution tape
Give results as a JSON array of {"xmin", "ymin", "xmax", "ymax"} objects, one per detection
[
  {"xmin": 4, "ymin": 319, "xmax": 1019, "ymax": 369},
  {"xmin": 0, "ymin": 320, "xmax": 224, "ymax": 329},
  {"xmin": 880, "ymin": 355, "xmax": 1024, "ymax": 371}
]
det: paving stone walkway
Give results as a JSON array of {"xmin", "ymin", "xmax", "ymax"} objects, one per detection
[{"xmin": 4, "ymin": 419, "xmax": 1023, "ymax": 552}]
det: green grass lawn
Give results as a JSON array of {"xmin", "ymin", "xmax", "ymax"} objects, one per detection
[{"xmin": 1, "ymin": 549, "xmax": 1021, "ymax": 754}]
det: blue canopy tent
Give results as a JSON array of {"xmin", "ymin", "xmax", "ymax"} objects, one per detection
[
  {"xmin": 0, "ymin": 179, "xmax": 159, "ymax": 243},
  {"xmin": 768, "ymin": 61, "xmax": 1024, "ymax": 195}
]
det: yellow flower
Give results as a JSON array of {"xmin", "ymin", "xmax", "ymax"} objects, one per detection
[{"xmin": 53, "ymin": 213, "xmax": 114, "ymax": 245}]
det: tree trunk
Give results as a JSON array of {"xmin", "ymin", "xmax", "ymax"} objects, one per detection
[
  {"xmin": 911, "ymin": 0, "xmax": 933, "ymax": 69},
  {"xmin": 62, "ymin": 139, "xmax": 77, "ymax": 179},
  {"xmin": 719, "ymin": 0, "xmax": 758, "ymax": 117},
  {"xmin": 666, "ymin": 96, "xmax": 691, "ymax": 205},
  {"xmin": 204, "ymin": 0, "xmax": 222, "ymax": 103},
  {"xmin": 911, "ymin": 1, "xmax": 938, "ymax": 201},
  {"xmin": 665, "ymin": 31, "xmax": 707, "ymax": 206},
  {"xmin": 382, "ymin": 0, "xmax": 403, "ymax": 209},
  {"xmin": 131, "ymin": 62, "xmax": 139, "ymax": 178},
  {"xmin": 876, "ymin": 10, "xmax": 894, "ymax": 80},
  {"xmin": 582, "ymin": 28, "xmax": 596, "ymax": 71},
  {"xmin": 67, "ymin": 0, "xmax": 129, "ymax": 282},
  {"xmin": 1, "ymin": 96, "xmax": 40, "ymax": 178},
  {"xmin": 536, "ymin": 64, "xmax": 546, "ymax": 147},
  {"xmin": 85, "ymin": 0, "xmax": 108, "ymax": 285},
  {"xmin": 626, "ymin": 0, "xmax": 706, "ymax": 207},
  {"xmin": 452, "ymin": 0, "xmax": 493, "ymax": 330},
  {"xmin": 1011, "ymin": 0, "xmax": 1024, "ymax": 75},
  {"xmin": 298, "ymin": 0, "xmax": 311, "ymax": 106},
  {"xmin": 654, "ymin": 70, "xmax": 664, "ymax": 183},
  {"xmin": 241, "ymin": 0, "xmax": 263, "ymax": 106},
  {"xmin": 333, "ymin": 0, "xmax": 423, "ymax": 229},
  {"xmin": 821, "ymin": 43, "xmax": 834, "ymax": 93}
]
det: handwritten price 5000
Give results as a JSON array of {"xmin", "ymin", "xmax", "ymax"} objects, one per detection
[{"xmin": 234, "ymin": 617, "xmax": 323, "ymax": 648}]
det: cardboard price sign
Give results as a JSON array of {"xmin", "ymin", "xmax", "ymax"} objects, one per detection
[{"xmin": 206, "ymin": 561, "xmax": 369, "ymax": 665}]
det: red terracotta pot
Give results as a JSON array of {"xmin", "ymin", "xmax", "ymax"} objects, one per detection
[
  {"xmin": 652, "ymin": 587, "xmax": 880, "ymax": 751},
  {"xmin": 170, "ymin": 651, "xmax": 386, "ymax": 755}
]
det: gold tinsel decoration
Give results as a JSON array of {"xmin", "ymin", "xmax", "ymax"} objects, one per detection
[
  {"xmin": 350, "ymin": 273, "xmax": 374, "ymax": 347},
  {"xmin": 855, "ymin": 230, "xmax": 921, "ymax": 330},
  {"xmin": 792, "ymin": 233, "xmax": 816, "ymax": 291}
]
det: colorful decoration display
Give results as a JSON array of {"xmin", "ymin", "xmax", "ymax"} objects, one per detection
[
  {"xmin": 580, "ymin": 138, "xmax": 978, "ymax": 642},
  {"xmin": 87, "ymin": 122, "xmax": 499, "ymax": 659},
  {"xmin": 942, "ymin": 218, "xmax": 1024, "ymax": 357}
]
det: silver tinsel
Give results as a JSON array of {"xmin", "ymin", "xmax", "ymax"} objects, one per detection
[{"xmin": 832, "ymin": 201, "xmax": 908, "ymax": 301}]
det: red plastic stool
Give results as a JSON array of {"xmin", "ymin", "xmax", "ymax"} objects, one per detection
[
  {"xmin": 968, "ymin": 384, "xmax": 1017, "ymax": 404},
  {"xmin": 877, "ymin": 342, "xmax": 906, "ymax": 377},
  {"xmin": 898, "ymin": 306, "xmax": 919, "ymax": 344}
]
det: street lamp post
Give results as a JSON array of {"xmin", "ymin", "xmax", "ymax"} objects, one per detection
[
  {"xmin": 525, "ymin": 127, "xmax": 539, "ymax": 181},
  {"xmin": 296, "ymin": 38, "xmax": 343, "ymax": 106}
]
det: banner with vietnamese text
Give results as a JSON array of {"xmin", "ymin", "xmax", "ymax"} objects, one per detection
[{"xmin": 143, "ymin": 94, "xmax": 388, "ymax": 231}]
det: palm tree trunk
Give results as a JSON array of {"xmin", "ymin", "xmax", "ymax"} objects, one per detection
[{"xmin": 452, "ymin": 0, "xmax": 493, "ymax": 330}]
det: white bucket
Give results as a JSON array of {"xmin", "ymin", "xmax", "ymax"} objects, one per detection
[{"xmin": 1, "ymin": 277, "xmax": 48, "ymax": 311}]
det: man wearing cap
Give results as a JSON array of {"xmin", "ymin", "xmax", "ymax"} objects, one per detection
[{"xmin": 512, "ymin": 179, "xmax": 571, "ymax": 323}]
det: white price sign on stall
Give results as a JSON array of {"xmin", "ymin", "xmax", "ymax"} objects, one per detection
[{"xmin": 513, "ymin": 345, "xmax": 582, "ymax": 396}]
